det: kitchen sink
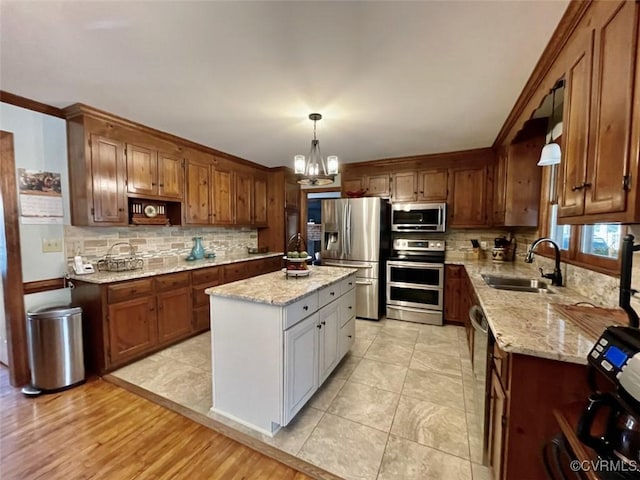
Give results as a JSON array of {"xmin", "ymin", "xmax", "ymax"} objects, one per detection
[{"xmin": 481, "ymin": 274, "xmax": 552, "ymax": 293}]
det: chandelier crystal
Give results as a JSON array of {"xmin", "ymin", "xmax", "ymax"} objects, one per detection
[{"xmin": 294, "ymin": 113, "xmax": 339, "ymax": 186}]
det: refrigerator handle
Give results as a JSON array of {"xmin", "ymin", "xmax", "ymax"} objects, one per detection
[{"xmin": 346, "ymin": 203, "xmax": 352, "ymax": 255}]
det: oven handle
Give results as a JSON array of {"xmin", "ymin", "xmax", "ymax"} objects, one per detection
[
  {"xmin": 469, "ymin": 305, "xmax": 488, "ymax": 334},
  {"xmin": 388, "ymin": 281, "xmax": 442, "ymax": 291},
  {"xmin": 388, "ymin": 305, "xmax": 433, "ymax": 314},
  {"xmin": 387, "ymin": 261, "xmax": 444, "ymax": 269}
]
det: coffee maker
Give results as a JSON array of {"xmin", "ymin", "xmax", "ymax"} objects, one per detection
[{"xmin": 577, "ymin": 326, "xmax": 640, "ymax": 478}]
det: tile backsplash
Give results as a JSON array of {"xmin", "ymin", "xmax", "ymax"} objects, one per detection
[{"xmin": 64, "ymin": 225, "xmax": 258, "ymax": 267}]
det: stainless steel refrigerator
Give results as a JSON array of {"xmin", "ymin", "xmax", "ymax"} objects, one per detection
[{"xmin": 321, "ymin": 197, "xmax": 389, "ymax": 320}]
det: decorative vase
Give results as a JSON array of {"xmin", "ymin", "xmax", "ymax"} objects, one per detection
[{"xmin": 191, "ymin": 237, "xmax": 205, "ymax": 260}]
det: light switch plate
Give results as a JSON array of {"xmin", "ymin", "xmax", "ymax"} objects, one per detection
[{"xmin": 42, "ymin": 238, "xmax": 62, "ymax": 253}]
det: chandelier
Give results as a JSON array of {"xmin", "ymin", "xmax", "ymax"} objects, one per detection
[{"xmin": 294, "ymin": 113, "xmax": 339, "ymax": 186}]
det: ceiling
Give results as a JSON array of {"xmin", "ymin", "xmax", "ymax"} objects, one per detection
[{"xmin": 0, "ymin": 1, "xmax": 569, "ymax": 169}]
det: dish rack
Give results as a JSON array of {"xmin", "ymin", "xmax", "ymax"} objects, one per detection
[{"xmin": 97, "ymin": 242, "xmax": 144, "ymax": 272}]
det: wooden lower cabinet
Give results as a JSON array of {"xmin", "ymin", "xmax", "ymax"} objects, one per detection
[
  {"xmin": 73, "ymin": 256, "xmax": 283, "ymax": 374},
  {"xmin": 107, "ymin": 296, "xmax": 157, "ymax": 367},
  {"xmin": 157, "ymin": 286, "xmax": 192, "ymax": 346},
  {"xmin": 488, "ymin": 340, "xmax": 592, "ymax": 480},
  {"xmin": 444, "ymin": 265, "xmax": 464, "ymax": 325}
]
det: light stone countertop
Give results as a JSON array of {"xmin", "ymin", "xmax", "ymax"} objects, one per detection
[
  {"xmin": 67, "ymin": 252, "xmax": 283, "ymax": 284},
  {"xmin": 206, "ymin": 266, "xmax": 357, "ymax": 306},
  {"xmin": 451, "ymin": 259, "xmax": 620, "ymax": 365}
]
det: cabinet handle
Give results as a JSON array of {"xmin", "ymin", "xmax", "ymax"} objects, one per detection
[
  {"xmin": 317, "ymin": 324, "xmax": 322, "ymax": 329},
  {"xmin": 348, "ymin": 306, "xmax": 353, "ymax": 309},
  {"xmin": 583, "ymin": 182, "xmax": 592, "ymax": 189},
  {"xmin": 330, "ymin": 291, "xmax": 335, "ymax": 296},
  {"xmin": 303, "ymin": 305, "xmax": 309, "ymax": 311},
  {"xmin": 321, "ymin": 320, "xmax": 326, "ymax": 325},
  {"xmin": 571, "ymin": 182, "xmax": 593, "ymax": 192}
]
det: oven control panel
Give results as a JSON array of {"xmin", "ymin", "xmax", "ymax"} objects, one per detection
[
  {"xmin": 588, "ymin": 326, "xmax": 640, "ymax": 402},
  {"xmin": 392, "ymin": 238, "xmax": 445, "ymax": 252}
]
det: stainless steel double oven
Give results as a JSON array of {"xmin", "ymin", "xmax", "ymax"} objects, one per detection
[{"xmin": 386, "ymin": 238, "xmax": 445, "ymax": 325}]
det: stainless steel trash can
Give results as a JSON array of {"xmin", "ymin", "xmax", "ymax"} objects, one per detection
[{"xmin": 23, "ymin": 305, "xmax": 84, "ymax": 395}]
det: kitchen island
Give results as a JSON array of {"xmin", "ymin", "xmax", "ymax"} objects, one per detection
[{"xmin": 206, "ymin": 266, "xmax": 357, "ymax": 436}]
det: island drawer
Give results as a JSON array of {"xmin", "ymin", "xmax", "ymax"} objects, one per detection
[
  {"xmin": 284, "ymin": 293, "xmax": 319, "ymax": 329},
  {"xmin": 155, "ymin": 272, "xmax": 190, "ymax": 292},
  {"xmin": 192, "ymin": 266, "xmax": 222, "ymax": 285},
  {"xmin": 339, "ymin": 288, "xmax": 356, "ymax": 326},
  {"xmin": 340, "ymin": 274, "xmax": 356, "ymax": 295},
  {"xmin": 319, "ymin": 282, "xmax": 340, "ymax": 308},
  {"xmin": 107, "ymin": 279, "xmax": 153, "ymax": 303}
]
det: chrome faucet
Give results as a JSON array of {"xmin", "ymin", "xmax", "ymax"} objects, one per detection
[{"xmin": 525, "ymin": 237, "xmax": 563, "ymax": 286}]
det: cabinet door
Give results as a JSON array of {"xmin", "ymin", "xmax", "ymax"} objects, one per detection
[
  {"xmin": 448, "ymin": 166, "xmax": 489, "ymax": 227},
  {"xmin": 342, "ymin": 175, "xmax": 365, "ymax": 196},
  {"xmin": 108, "ymin": 296, "xmax": 157, "ymax": 366},
  {"xmin": 212, "ymin": 166, "xmax": 234, "ymax": 225},
  {"xmin": 126, "ymin": 144, "xmax": 157, "ymax": 196},
  {"xmin": 444, "ymin": 265, "xmax": 463, "ymax": 324},
  {"xmin": 558, "ymin": 28, "xmax": 593, "ymax": 218},
  {"xmin": 338, "ymin": 316, "xmax": 355, "ymax": 360},
  {"xmin": 492, "ymin": 149, "xmax": 508, "ymax": 225},
  {"xmin": 157, "ymin": 286, "xmax": 192, "ymax": 345},
  {"xmin": 157, "ymin": 152, "xmax": 184, "ymax": 200},
  {"xmin": 253, "ymin": 176, "xmax": 268, "ymax": 226},
  {"xmin": 285, "ymin": 178, "xmax": 300, "ymax": 209},
  {"xmin": 318, "ymin": 300, "xmax": 340, "ymax": 384},
  {"xmin": 417, "ymin": 169, "xmax": 448, "ymax": 202},
  {"xmin": 235, "ymin": 171, "xmax": 253, "ymax": 225},
  {"xmin": 283, "ymin": 313, "xmax": 319, "ymax": 425},
  {"xmin": 584, "ymin": 0, "xmax": 636, "ymax": 216},
  {"xmin": 392, "ymin": 172, "xmax": 417, "ymax": 202},
  {"xmin": 488, "ymin": 368, "xmax": 507, "ymax": 480},
  {"xmin": 184, "ymin": 160, "xmax": 211, "ymax": 224},
  {"xmin": 503, "ymin": 138, "xmax": 543, "ymax": 226},
  {"xmin": 90, "ymin": 134, "xmax": 127, "ymax": 224},
  {"xmin": 366, "ymin": 174, "xmax": 391, "ymax": 197}
]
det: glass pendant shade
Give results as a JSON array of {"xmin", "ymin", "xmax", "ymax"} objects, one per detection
[
  {"xmin": 538, "ymin": 142, "xmax": 562, "ymax": 166},
  {"xmin": 294, "ymin": 113, "xmax": 338, "ymax": 185}
]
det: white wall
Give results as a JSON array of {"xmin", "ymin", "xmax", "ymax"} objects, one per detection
[{"xmin": 0, "ymin": 103, "xmax": 71, "ymax": 322}]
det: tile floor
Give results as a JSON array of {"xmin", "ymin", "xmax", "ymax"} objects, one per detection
[{"xmin": 111, "ymin": 318, "xmax": 491, "ymax": 480}]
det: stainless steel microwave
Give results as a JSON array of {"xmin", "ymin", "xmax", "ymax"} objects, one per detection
[{"xmin": 391, "ymin": 202, "xmax": 446, "ymax": 232}]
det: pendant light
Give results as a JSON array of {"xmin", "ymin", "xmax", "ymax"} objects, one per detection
[
  {"xmin": 294, "ymin": 113, "xmax": 339, "ymax": 186},
  {"xmin": 538, "ymin": 80, "xmax": 564, "ymax": 166}
]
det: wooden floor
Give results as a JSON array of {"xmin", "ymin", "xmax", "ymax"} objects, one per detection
[{"xmin": 0, "ymin": 367, "xmax": 312, "ymax": 480}]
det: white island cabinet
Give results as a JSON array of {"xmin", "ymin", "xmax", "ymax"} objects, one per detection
[{"xmin": 206, "ymin": 266, "xmax": 357, "ymax": 436}]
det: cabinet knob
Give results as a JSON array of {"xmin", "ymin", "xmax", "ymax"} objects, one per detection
[
  {"xmin": 152, "ymin": 183, "xmax": 157, "ymax": 186},
  {"xmin": 118, "ymin": 208, "xmax": 124, "ymax": 212},
  {"xmin": 330, "ymin": 291, "xmax": 335, "ymax": 296},
  {"xmin": 348, "ymin": 335, "xmax": 352, "ymax": 339},
  {"xmin": 348, "ymin": 306, "xmax": 352, "ymax": 309},
  {"xmin": 317, "ymin": 324, "xmax": 322, "ymax": 329},
  {"xmin": 321, "ymin": 320, "xmax": 326, "ymax": 325},
  {"xmin": 159, "ymin": 183, "xmax": 164, "ymax": 187},
  {"xmin": 303, "ymin": 305, "xmax": 309, "ymax": 311}
]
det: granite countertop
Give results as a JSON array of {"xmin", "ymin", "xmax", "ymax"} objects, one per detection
[
  {"xmin": 206, "ymin": 266, "xmax": 357, "ymax": 306},
  {"xmin": 452, "ymin": 258, "xmax": 610, "ymax": 365},
  {"xmin": 67, "ymin": 252, "xmax": 283, "ymax": 284}
]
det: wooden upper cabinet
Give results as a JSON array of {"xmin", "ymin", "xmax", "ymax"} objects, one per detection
[
  {"xmin": 157, "ymin": 152, "xmax": 183, "ymax": 199},
  {"xmin": 285, "ymin": 178, "xmax": 300, "ymax": 209},
  {"xmin": 558, "ymin": 0, "xmax": 638, "ymax": 223},
  {"xmin": 235, "ymin": 170, "xmax": 253, "ymax": 225},
  {"xmin": 493, "ymin": 137, "xmax": 543, "ymax": 227},
  {"xmin": 417, "ymin": 169, "xmax": 448, "ymax": 202},
  {"xmin": 391, "ymin": 172, "xmax": 417, "ymax": 202},
  {"xmin": 126, "ymin": 144, "xmax": 183, "ymax": 200},
  {"xmin": 366, "ymin": 174, "xmax": 391, "ymax": 197},
  {"xmin": 126, "ymin": 144, "xmax": 157, "ymax": 197},
  {"xmin": 341, "ymin": 175, "xmax": 365, "ymax": 196},
  {"xmin": 254, "ymin": 176, "xmax": 268, "ymax": 226},
  {"xmin": 90, "ymin": 134, "xmax": 128, "ymax": 225},
  {"xmin": 448, "ymin": 165, "xmax": 489, "ymax": 227},
  {"xmin": 184, "ymin": 159, "xmax": 211, "ymax": 225},
  {"xmin": 212, "ymin": 165, "xmax": 234, "ymax": 225}
]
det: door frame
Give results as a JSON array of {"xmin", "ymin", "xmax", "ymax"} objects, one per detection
[{"xmin": 0, "ymin": 131, "xmax": 29, "ymax": 386}]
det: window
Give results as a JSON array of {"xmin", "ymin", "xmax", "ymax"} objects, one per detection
[{"xmin": 539, "ymin": 164, "xmax": 622, "ymax": 275}]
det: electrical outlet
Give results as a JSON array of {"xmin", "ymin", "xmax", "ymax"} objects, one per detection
[
  {"xmin": 480, "ymin": 241, "xmax": 488, "ymax": 249},
  {"xmin": 42, "ymin": 238, "xmax": 62, "ymax": 253}
]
